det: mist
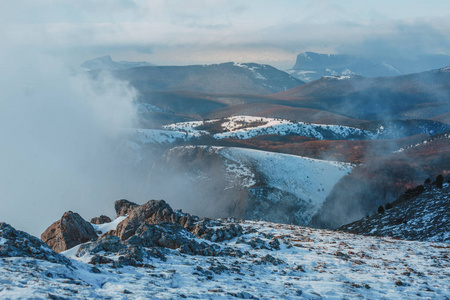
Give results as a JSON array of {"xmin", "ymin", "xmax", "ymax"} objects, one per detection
[{"xmin": 0, "ymin": 49, "xmax": 152, "ymax": 236}]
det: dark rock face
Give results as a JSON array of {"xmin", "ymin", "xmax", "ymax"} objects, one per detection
[
  {"xmin": 128, "ymin": 223, "xmax": 209, "ymax": 255},
  {"xmin": 77, "ymin": 235, "xmax": 125, "ymax": 257},
  {"xmin": 114, "ymin": 199, "xmax": 139, "ymax": 218},
  {"xmin": 114, "ymin": 199, "xmax": 243, "ymax": 244},
  {"xmin": 39, "ymin": 199, "xmax": 246, "ymax": 268},
  {"xmin": 90, "ymin": 215, "xmax": 112, "ymax": 225},
  {"xmin": 115, "ymin": 199, "xmax": 191, "ymax": 241},
  {"xmin": 41, "ymin": 211, "xmax": 98, "ymax": 253},
  {"xmin": 0, "ymin": 222, "xmax": 70, "ymax": 265}
]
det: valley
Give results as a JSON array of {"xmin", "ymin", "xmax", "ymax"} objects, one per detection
[{"xmin": 97, "ymin": 58, "xmax": 450, "ymax": 231}]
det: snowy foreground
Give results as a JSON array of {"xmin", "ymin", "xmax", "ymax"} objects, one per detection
[{"xmin": 1, "ymin": 220, "xmax": 449, "ymax": 299}]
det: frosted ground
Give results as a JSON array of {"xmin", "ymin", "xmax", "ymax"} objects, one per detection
[{"xmin": 1, "ymin": 219, "xmax": 449, "ymax": 299}]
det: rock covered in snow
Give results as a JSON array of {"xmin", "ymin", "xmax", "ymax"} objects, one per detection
[
  {"xmin": 41, "ymin": 211, "xmax": 98, "ymax": 253},
  {"xmin": 0, "ymin": 222, "xmax": 70, "ymax": 265}
]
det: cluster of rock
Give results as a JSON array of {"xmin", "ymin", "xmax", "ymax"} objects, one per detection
[
  {"xmin": 0, "ymin": 222, "xmax": 71, "ymax": 266},
  {"xmin": 40, "ymin": 199, "xmax": 246, "ymax": 267}
]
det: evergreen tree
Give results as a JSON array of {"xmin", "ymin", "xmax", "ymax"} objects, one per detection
[{"xmin": 436, "ymin": 175, "xmax": 444, "ymax": 188}]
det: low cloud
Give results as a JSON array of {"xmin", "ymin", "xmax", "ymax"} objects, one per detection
[{"xmin": 0, "ymin": 45, "xmax": 149, "ymax": 236}]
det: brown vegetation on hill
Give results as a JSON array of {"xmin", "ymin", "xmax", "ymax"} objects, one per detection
[
  {"xmin": 206, "ymin": 104, "xmax": 366, "ymax": 126},
  {"xmin": 190, "ymin": 134, "xmax": 427, "ymax": 164}
]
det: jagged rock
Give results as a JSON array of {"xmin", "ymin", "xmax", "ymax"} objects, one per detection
[
  {"xmin": 89, "ymin": 255, "xmax": 114, "ymax": 265},
  {"xmin": 90, "ymin": 215, "xmax": 112, "ymax": 225},
  {"xmin": 115, "ymin": 200, "xmax": 185, "ymax": 241},
  {"xmin": 114, "ymin": 199, "xmax": 139, "ymax": 218},
  {"xmin": 127, "ymin": 222, "xmax": 216, "ymax": 256},
  {"xmin": 41, "ymin": 211, "xmax": 98, "ymax": 253},
  {"xmin": 257, "ymin": 254, "xmax": 285, "ymax": 265},
  {"xmin": 114, "ymin": 199, "xmax": 243, "ymax": 244},
  {"xmin": 190, "ymin": 221, "xmax": 243, "ymax": 242},
  {"xmin": 77, "ymin": 235, "xmax": 125, "ymax": 257},
  {"xmin": 0, "ymin": 222, "xmax": 71, "ymax": 266},
  {"xmin": 70, "ymin": 199, "xmax": 247, "ymax": 268}
]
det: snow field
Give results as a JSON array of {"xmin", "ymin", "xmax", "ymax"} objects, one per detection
[{"xmin": 1, "ymin": 219, "xmax": 449, "ymax": 299}]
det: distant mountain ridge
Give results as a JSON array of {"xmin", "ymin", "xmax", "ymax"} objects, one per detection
[
  {"xmin": 110, "ymin": 62, "xmax": 304, "ymax": 95},
  {"xmin": 274, "ymin": 66, "xmax": 450, "ymax": 120},
  {"xmin": 81, "ymin": 55, "xmax": 156, "ymax": 70},
  {"xmin": 288, "ymin": 52, "xmax": 450, "ymax": 82}
]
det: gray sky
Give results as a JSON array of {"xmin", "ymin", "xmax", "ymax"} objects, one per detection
[{"xmin": 1, "ymin": 0, "xmax": 450, "ymax": 69}]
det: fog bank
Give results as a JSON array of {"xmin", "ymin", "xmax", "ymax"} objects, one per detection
[{"xmin": 0, "ymin": 50, "xmax": 150, "ymax": 236}]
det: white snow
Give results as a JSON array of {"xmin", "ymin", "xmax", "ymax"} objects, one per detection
[
  {"xmin": 91, "ymin": 216, "xmax": 128, "ymax": 235},
  {"xmin": 213, "ymin": 116, "xmax": 371, "ymax": 140},
  {"xmin": 382, "ymin": 62, "xmax": 402, "ymax": 74},
  {"xmin": 323, "ymin": 75, "xmax": 351, "ymax": 80},
  {"xmin": 1, "ymin": 221, "xmax": 449, "ymax": 299},
  {"xmin": 341, "ymin": 69, "xmax": 356, "ymax": 75},
  {"xmin": 0, "ymin": 237, "xmax": 7, "ymax": 245},
  {"xmin": 163, "ymin": 116, "xmax": 374, "ymax": 142},
  {"xmin": 219, "ymin": 147, "xmax": 352, "ymax": 221},
  {"xmin": 285, "ymin": 69, "xmax": 317, "ymax": 82}
]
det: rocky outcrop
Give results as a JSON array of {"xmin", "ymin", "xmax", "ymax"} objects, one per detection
[
  {"xmin": 114, "ymin": 199, "xmax": 139, "ymax": 218},
  {"xmin": 41, "ymin": 211, "xmax": 98, "ymax": 253},
  {"xmin": 90, "ymin": 215, "xmax": 112, "ymax": 224},
  {"xmin": 38, "ymin": 199, "xmax": 246, "ymax": 268},
  {"xmin": 114, "ymin": 199, "xmax": 243, "ymax": 243},
  {"xmin": 115, "ymin": 199, "xmax": 192, "ymax": 241},
  {"xmin": 0, "ymin": 222, "xmax": 70, "ymax": 265}
]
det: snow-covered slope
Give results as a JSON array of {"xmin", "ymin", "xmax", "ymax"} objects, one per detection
[
  {"xmin": 339, "ymin": 183, "xmax": 450, "ymax": 243},
  {"xmin": 162, "ymin": 146, "xmax": 352, "ymax": 225},
  {"xmin": 221, "ymin": 147, "xmax": 352, "ymax": 220},
  {"xmin": 161, "ymin": 115, "xmax": 375, "ymax": 141},
  {"xmin": 129, "ymin": 116, "xmax": 450, "ymax": 146},
  {"xmin": 1, "ymin": 218, "xmax": 449, "ymax": 299}
]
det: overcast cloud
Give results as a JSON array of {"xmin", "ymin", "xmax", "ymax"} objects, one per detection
[{"xmin": 1, "ymin": 0, "xmax": 449, "ymax": 68}]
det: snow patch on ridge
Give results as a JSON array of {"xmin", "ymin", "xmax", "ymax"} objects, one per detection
[{"xmin": 165, "ymin": 116, "xmax": 374, "ymax": 141}]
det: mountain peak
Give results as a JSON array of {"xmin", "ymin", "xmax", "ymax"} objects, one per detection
[{"xmin": 81, "ymin": 55, "xmax": 156, "ymax": 71}]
